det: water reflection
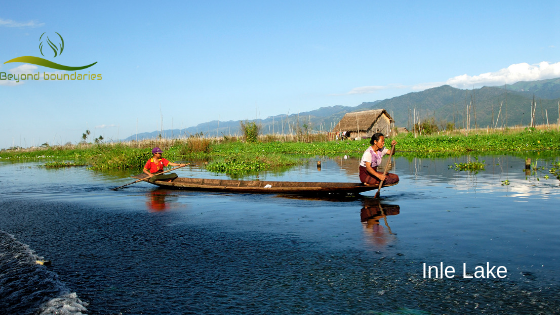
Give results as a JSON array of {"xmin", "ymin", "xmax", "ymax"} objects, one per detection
[
  {"xmin": 277, "ymin": 194, "xmax": 401, "ymax": 248},
  {"xmin": 360, "ymin": 198, "xmax": 399, "ymax": 248},
  {"xmin": 145, "ymin": 189, "xmax": 182, "ymax": 212}
]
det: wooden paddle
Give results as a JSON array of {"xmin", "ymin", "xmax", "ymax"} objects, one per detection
[
  {"xmin": 374, "ymin": 144, "xmax": 395, "ymax": 199},
  {"xmin": 378, "ymin": 203, "xmax": 394, "ymax": 235},
  {"xmin": 112, "ymin": 164, "xmax": 189, "ymax": 191}
]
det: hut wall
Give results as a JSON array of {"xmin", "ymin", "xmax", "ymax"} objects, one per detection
[
  {"xmin": 367, "ymin": 114, "xmax": 393, "ymax": 137},
  {"xmin": 347, "ymin": 130, "xmax": 369, "ymax": 139}
]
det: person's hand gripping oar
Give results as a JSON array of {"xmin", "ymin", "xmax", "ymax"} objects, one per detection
[
  {"xmin": 112, "ymin": 164, "xmax": 189, "ymax": 191},
  {"xmin": 374, "ymin": 143, "xmax": 395, "ymax": 199}
]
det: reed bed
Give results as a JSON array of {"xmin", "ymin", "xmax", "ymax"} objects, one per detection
[
  {"xmin": 451, "ymin": 158, "xmax": 486, "ymax": 172},
  {"xmin": 1, "ymin": 125, "xmax": 559, "ymax": 175}
]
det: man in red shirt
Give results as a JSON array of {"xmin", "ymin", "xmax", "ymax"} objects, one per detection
[{"xmin": 143, "ymin": 147, "xmax": 187, "ymax": 182}]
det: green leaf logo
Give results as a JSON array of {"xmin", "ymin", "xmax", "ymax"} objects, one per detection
[
  {"xmin": 39, "ymin": 32, "xmax": 65, "ymax": 58},
  {"xmin": 4, "ymin": 31, "xmax": 97, "ymax": 70}
]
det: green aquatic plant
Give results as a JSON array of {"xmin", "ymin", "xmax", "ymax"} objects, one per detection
[
  {"xmin": 549, "ymin": 161, "xmax": 560, "ymax": 180},
  {"xmin": 87, "ymin": 145, "xmax": 153, "ymax": 170},
  {"xmin": 205, "ymin": 153, "xmax": 301, "ymax": 176},
  {"xmin": 206, "ymin": 158, "xmax": 268, "ymax": 173},
  {"xmin": 3, "ymin": 129, "xmax": 560, "ymax": 176},
  {"xmin": 453, "ymin": 158, "xmax": 485, "ymax": 172},
  {"xmin": 44, "ymin": 161, "xmax": 88, "ymax": 168},
  {"xmin": 524, "ymin": 159, "xmax": 560, "ymax": 182},
  {"xmin": 393, "ymin": 130, "xmax": 560, "ymax": 153}
]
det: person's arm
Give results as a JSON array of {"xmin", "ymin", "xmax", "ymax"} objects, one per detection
[
  {"xmin": 168, "ymin": 162, "xmax": 187, "ymax": 167},
  {"xmin": 165, "ymin": 158, "xmax": 187, "ymax": 167},
  {"xmin": 143, "ymin": 160, "xmax": 154, "ymax": 177},
  {"xmin": 389, "ymin": 140, "xmax": 397, "ymax": 155},
  {"xmin": 365, "ymin": 163, "xmax": 386, "ymax": 181},
  {"xmin": 143, "ymin": 168, "xmax": 154, "ymax": 177}
]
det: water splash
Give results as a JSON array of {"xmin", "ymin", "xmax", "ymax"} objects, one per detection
[{"xmin": 0, "ymin": 230, "xmax": 88, "ymax": 315}]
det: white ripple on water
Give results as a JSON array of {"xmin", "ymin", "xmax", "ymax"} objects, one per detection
[{"xmin": 0, "ymin": 230, "xmax": 88, "ymax": 315}]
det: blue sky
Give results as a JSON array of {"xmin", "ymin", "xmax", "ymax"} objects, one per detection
[{"xmin": 1, "ymin": 0, "xmax": 559, "ymax": 149}]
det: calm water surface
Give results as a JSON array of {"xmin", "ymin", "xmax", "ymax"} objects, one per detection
[{"xmin": 0, "ymin": 155, "xmax": 559, "ymax": 314}]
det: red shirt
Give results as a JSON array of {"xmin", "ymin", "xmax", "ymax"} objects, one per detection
[{"xmin": 144, "ymin": 158, "xmax": 169, "ymax": 173}]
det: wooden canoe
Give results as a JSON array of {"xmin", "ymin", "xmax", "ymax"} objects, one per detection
[{"xmin": 132, "ymin": 175, "xmax": 397, "ymax": 194}]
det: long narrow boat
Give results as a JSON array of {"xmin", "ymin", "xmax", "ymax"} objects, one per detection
[{"xmin": 132, "ymin": 175, "xmax": 397, "ymax": 194}]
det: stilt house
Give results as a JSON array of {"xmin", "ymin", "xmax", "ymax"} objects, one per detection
[{"xmin": 332, "ymin": 109, "xmax": 394, "ymax": 139}]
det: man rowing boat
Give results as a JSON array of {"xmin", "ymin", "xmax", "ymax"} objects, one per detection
[{"xmin": 143, "ymin": 147, "xmax": 187, "ymax": 182}]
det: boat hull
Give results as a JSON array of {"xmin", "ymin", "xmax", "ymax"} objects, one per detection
[{"xmin": 136, "ymin": 176, "xmax": 397, "ymax": 194}]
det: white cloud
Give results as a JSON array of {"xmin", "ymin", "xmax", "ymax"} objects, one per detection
[
  {"xmin": 339, "ymin": 84, "xmax": 405, "ymax": 95},
  {"xmin": 342, "ymin": 61, "xmax": 560, "ymax": 95},
  {"xmin": 9, "ymin": 64, "xmax": 38, "ymax": 75},
  {"xmin": 0, "ymin": 18, "xmax": 44, "ymax": 28},
  {"xmin": 0, "ymin": 80, "xmax": 23, "ymax": 86},
  {"xmin": 0, "ymin": 65, "xmax": 65, "ymax": 86},
  {"xmin": 347, "ymin": 85, "xmax": 392, "ymax": 94},
  {"xmin": 444, "ymin": 61, "xmax": 560, "ymax": 88},
  {"xmin": 95, "ymin": 124, "xmax": 117, "ymax": 129},
  {"xmin": 0, "ymin": 65, "xmax": 36, "ymax": 86}
]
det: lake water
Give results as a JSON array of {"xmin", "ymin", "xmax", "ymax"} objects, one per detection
[{"xmin": 1, "ymin": 154, "xmax": 559, "ymax": 314}]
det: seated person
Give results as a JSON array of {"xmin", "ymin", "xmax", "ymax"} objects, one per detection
[
  {"xmin": 359, "ymin": 133, "xmax": 399, "ymax": 186},
  {"xmin": 143, "ymin": 147, "xmax": 187, "ymax": 182}
]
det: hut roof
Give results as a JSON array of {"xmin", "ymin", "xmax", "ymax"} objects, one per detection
[{"xmin": 332, "ymin": 109, "xmax": 393, "ymax": 132}]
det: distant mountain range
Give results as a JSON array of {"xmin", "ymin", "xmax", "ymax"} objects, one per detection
[{"xmin": 125, "ymin": 77, "xmax": 560, "ymax": 141}]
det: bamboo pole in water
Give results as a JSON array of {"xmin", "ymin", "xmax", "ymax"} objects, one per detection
[
  {"xmin": 492, "ymin": 103, "xmax": 494, "ymax": 129},
  {"xmin": 505, "ymin": 84, "xmax": 508, "ymax": 128},
  {"xmin": 495, "ymin": 102, "xmax": 503, "ymax": 129},
  {"xmin": 356, "ymin": 113, "xmax": 359, "ymax": 139},
  {"xmin": 530, "ymin": 98, "xmax": 533, "ymax": 127},
  {"xmin": 473, "ymin": 90, "xmax": 477, "ymax": 130}
]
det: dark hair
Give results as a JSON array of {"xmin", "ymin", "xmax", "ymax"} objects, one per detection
[{"xmin": 369, "ymin": 133, "xmax": 384, "ymax": 145}]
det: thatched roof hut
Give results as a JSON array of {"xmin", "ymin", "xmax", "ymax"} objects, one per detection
[{"xmin": 332, "ymin": 109, "xmax": 394, "ymax": 139}]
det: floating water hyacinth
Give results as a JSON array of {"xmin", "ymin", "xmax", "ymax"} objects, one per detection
[{"xmin": 453, "ymin": 158, "xmax": 485, "ymax": 172}]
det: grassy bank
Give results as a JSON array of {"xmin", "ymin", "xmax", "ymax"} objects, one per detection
[{"xmin": 1, "ymin": 129, "xmax": 559, "ymax": 175}]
